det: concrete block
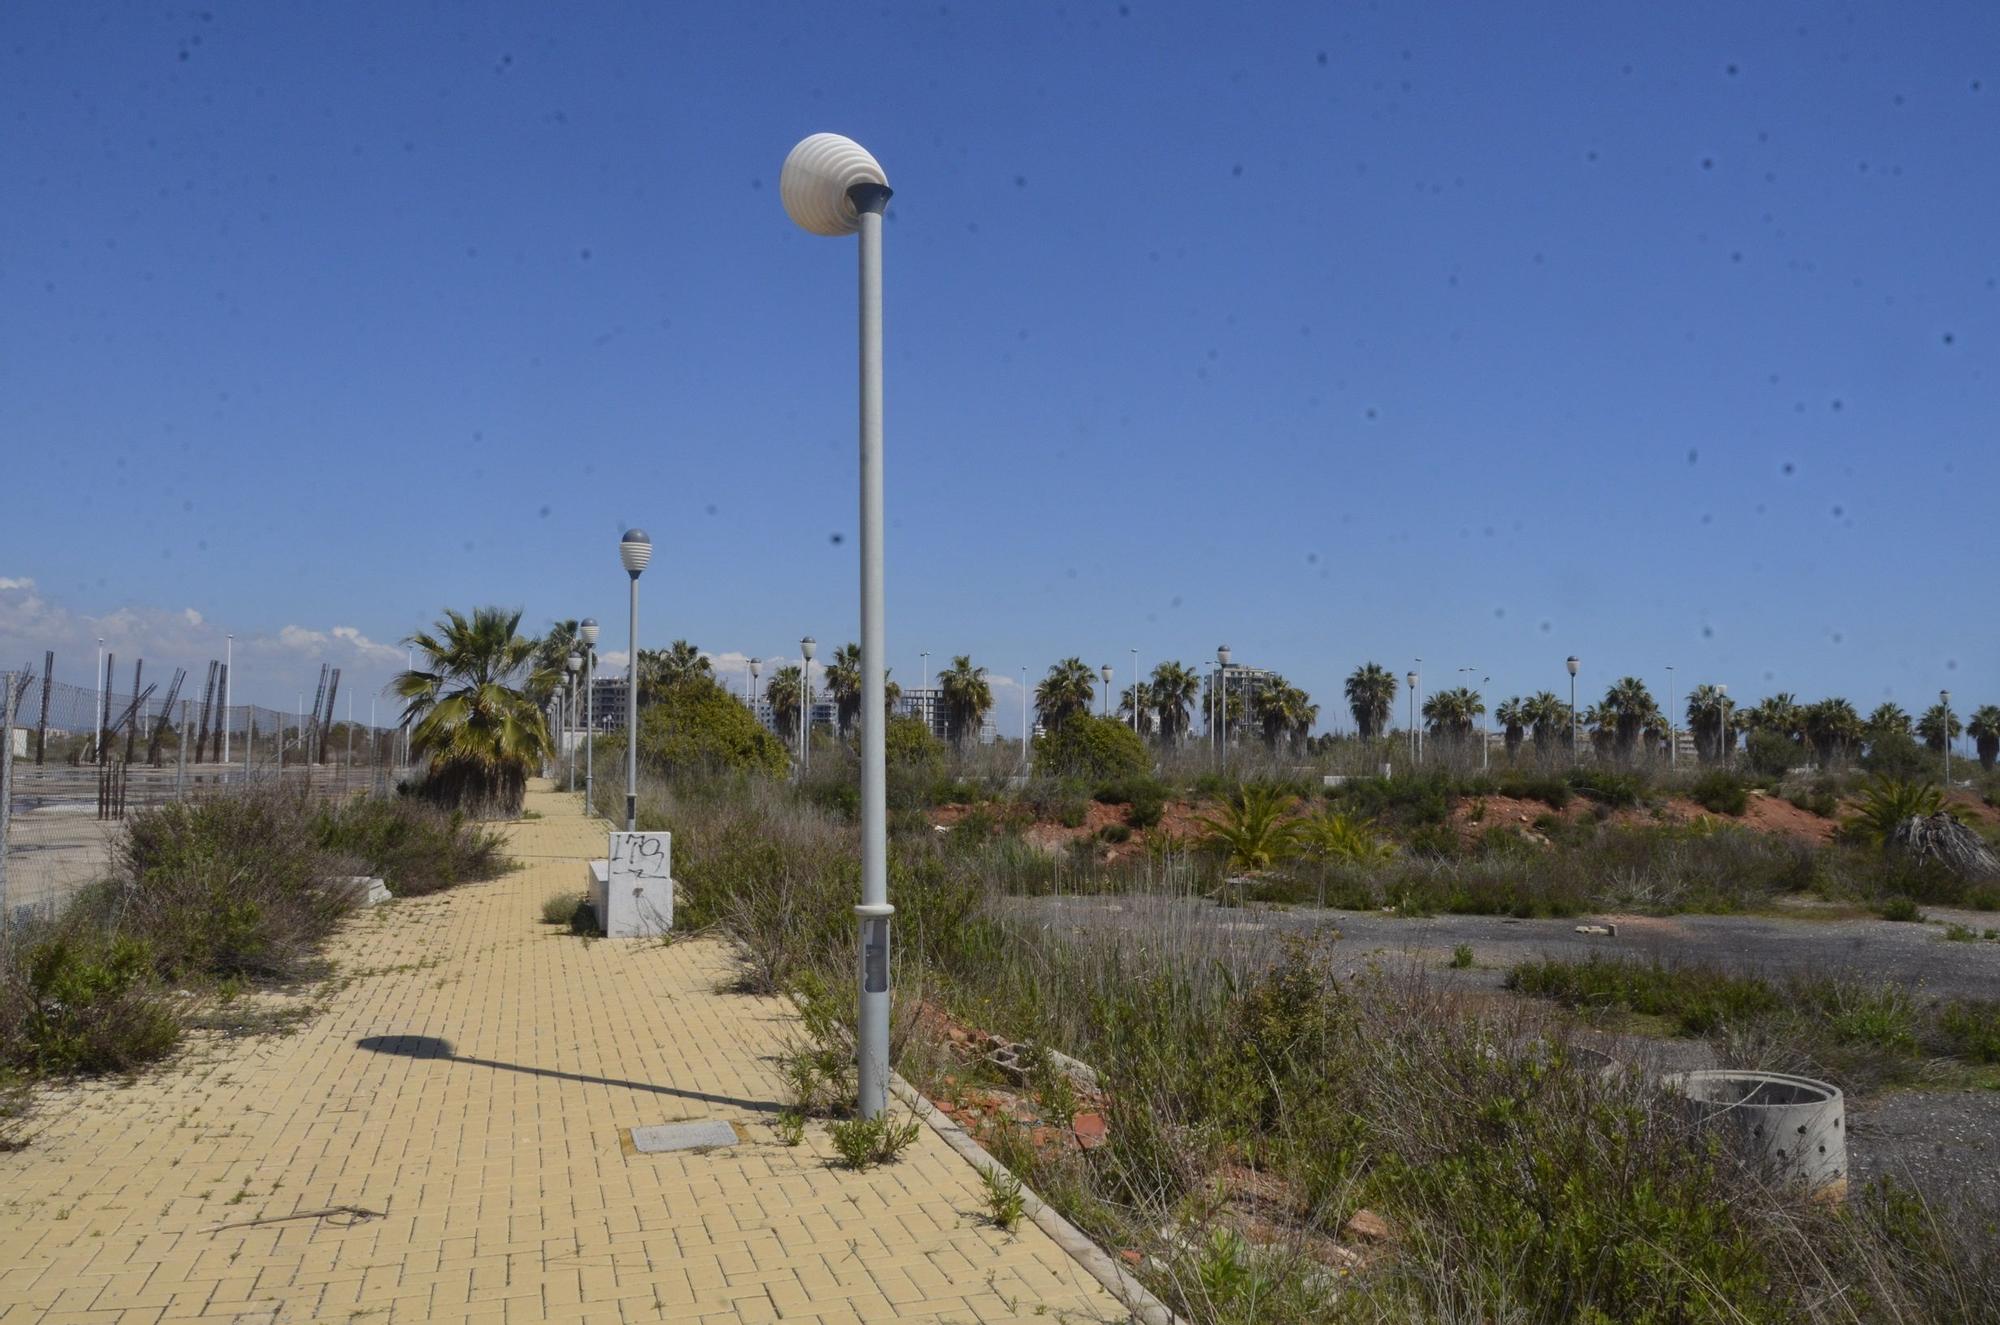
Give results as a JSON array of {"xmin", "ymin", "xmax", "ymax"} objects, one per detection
[
  {"xmin": 630, "ymin": 1119, "xmax": 739, "ymax": 1154},
  {"xmin": 342, "ymin": 877, "xmax": 391, "ymax": 907},
  {"xmin": 599, "ymin": 831, "xmax": 673, "ymax": 937}
]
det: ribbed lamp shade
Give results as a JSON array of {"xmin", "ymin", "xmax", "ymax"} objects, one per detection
[
  {"xmin": 620, "ymin": 530, "xmax": 652, "ymax": 575},
  {"xmin": 781, "ymin": 134, "xmax": 889, "ymax": 236},
  {"xmin": 579, "ymin": 619, "xmax": 599, "ymax": 646}
]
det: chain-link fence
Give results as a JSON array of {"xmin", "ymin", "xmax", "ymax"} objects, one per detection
[{"xmin": 2, "ymin": 666, "xmax": 414, "ymax": 921}]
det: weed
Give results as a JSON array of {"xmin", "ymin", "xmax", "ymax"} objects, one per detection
[
  {"xmin": 1877, "ymin": 895, "xmax": 1923, "ymax": 922},
  {"xmin": 1943, "ymin": 922, "xmax": 1979, "ymax": 942},
  {"xmin": 774, "ymin": 1110, "xmax": 806, "ymax": 1146},
  {"xmin": 982, "ymin": 1165, "xmax": 1027, "ymax": 1230},
  {"xmin": 1448, "ymin": 943, "xmax": 1474, "ymax": 969},
  {"xmin": 540, "ymin": 892, "xmax": 583, "ymax": 926},
  {"xmin": 827, "ymin": 1112, "xmax": 922, "ymax": 1170}
]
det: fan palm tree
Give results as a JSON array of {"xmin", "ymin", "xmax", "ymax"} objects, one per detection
[
  {"xmin": 1524, "ymin": 691, "xmax": 1568, "ymax": 754},
  {"xmin": 1345, "ymin": 663, "xmax": 1398, "ymax": 742},
  {"xmin": 637, "ymin": 640, "xmax": 710, "ymax": 704},
  {"xmin": 1421, "ymin": 686, "xmax": 1484, "ymax": 749},
  {"xmin": 1495, "ymin": 697, "xmax": 1528, "ymax": 758},
  {"xmin": 1118, "ymin": 683, "xmax": 1156, "ymax": 738},
  {"xmin": 1149, "ymin": 661, "xmax": 1202, "ymax": 746},
  {"xmin": 1968, "ymin": 705, "xmax": 2000, "ymax": 772},
  {"xmin": 938, "ymin": 655, "xmax": 993, "ymax": 747},
  {"xmin": 763, "ymin": 664, "xmax": 804, "ymax": 745},
  {"xmin": 824, "ymin": 643, "xmax": 864, "ymax": 736},
  {"xmin": 1917, "ymin": 701, "xmax": 1963, "ymax": 755},
  {"xmin": 394, "ymin": 607, "xmax": 552, "ymax": 816},
  {"xmin": 1196, "ymin": 784, "xmax": 1301, "ymax": 873},
  {"xmin": 1597, "ymin": 677, "xmax": 1658, "ymax": 761},
  {"xmin": 1253, "ymin": 680, "xmax": 1318, "ymax": 752},
  {"xmin": 1744, "ymin": 693, "xmax": 1804, "ymax": 747},
  {"xmin": 1803, "ymin": 697, "xmax": 1863, "ymax": 768},
  {"xmin": 530, "ymin": 619, "xmax": 582, "ymax": 703},
  {"xmin": 1036, "ymin": 658, "xmax": 1095, "ymax": 730},
  {"xmin": 1580, "ymin": 705, "xmax": 1616, "ymax": 759},
  {"xmin": 1685, "ymin": 685, "xmax": 1734, "ymax": 763},
  {"xmin": 1865, "ymin": 703, "xmax": 1912, "ymax": 743}
]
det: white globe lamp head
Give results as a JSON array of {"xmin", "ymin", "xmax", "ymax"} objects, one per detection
[
  {"xmin": 579, "ymin": 618, "xmax": 599, "ymax": 647},
  {"xmin": 750, "ymin": 657, "xmax": 761, "ymax": 678},
  {"xmin": 801, "ymin": 636, "xmax": 816, "ymax": 663},
  {"xmin": 1217, "ymin": 645, "xmax": 1231, "ymax": 667},
  {"xmin": 620, "ymin": 529, "xmax": 652, "ymax": 577},
  {"xmin": 1100, "ymin": 664, "xmax": 1113, "ymax": 685},
  {"xmin": 1407, "ymin": 671, "xmax": 1418, "ymax": 689},
  {"xmin": 781, "ymin": 134, "xmax": 890, "ymax": 237},
  {"xmin": 566, "ymin": 652, "xmax": 581, "ymax": 675},
  {"xmin": 1566, "ymin": 655, "xmax": 1580, "ymax": 677}
]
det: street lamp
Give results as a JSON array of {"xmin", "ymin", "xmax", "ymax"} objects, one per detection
[
  {"xmin": 1217, "ymin": 645, "xmax": 1232, "ymax": 760},
  {"xmin": 1566, "ymin": 656, "xmax": 1580, "ymax": 764},
  {"xmin": 1717, "ymin": 683, "xmax": 1729, "ymax": 770},
  {"xmin": 620, "ymin": 529, "xmax": 650, "ymax": 832},
  {"xmin": 224, "ymin": 633, "xmax": 234, "ymax": 763},
  {"xmin": 580, "ymin": 619, "xmax": 599, "ymax": 807},
  {"xmin": 1020, "ymin": 665, "xmax": 1029, "ymax": 769},
  {"xmin": 565, "ymin": 652, "xmax": 582, "ymax": 792},
  {"xmin": 1100, "ymin": 663, "xmax": 1113, "ymax": 718},
  {"xmin": 783, "ymin": 131, "xmax": 895, "ymax": 1119},
  {"xmin": 749, "ymin": 656, "xmax": 761, "ymax": 709},
  {"xmin": 800, "ymin": 636, "xmax": 817, "ymax": 772},
  {"xmin": 1665, "ymin": 665, "xmax": 1676, "ymax": 769},
  {"xmin": 1406, "ymin": 670, "xmax": 1419, "ymax": 765},
  {"xmin": 1130, "ymin": 648, "xmax": 1139, "ymax": 733},
  {"xmin": 94, "ymin": 637, "xmax": 104, "ymax": 765},
  {"xmin": 1941, "ymin": 689, "xmax": 1953, "ymax": 784}
]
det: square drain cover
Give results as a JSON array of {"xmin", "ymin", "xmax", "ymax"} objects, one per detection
[{"xmin": 630, "ymin": 1119, "xmax": 741, "ymax": 1154}]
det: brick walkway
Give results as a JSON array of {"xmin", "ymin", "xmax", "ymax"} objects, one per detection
[{"xmin": 0, "ymin": 783, "xmax": 1130, "ymax": 1323}]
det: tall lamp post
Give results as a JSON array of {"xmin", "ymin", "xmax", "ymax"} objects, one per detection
[
  {"xmin": 800, "ymin": 636, "xmax": 817, "ymax": 772},
  {"xmin": 580, "ymin": 619, "xmax": 599, "ymax": 808},
  {"xmin": 620, "ymin": 530, "xmax": 650, "ymax": 832},
  {"xmin": 1100, "ymin": 663, "xmax": 1113, "ymax": 718},
  {"xmin": 1406, "ymin": 670, "xmax": 1419, "ymax": 765},
  {"xmin": 749, "ymin": 657, "xmax": 761, "ymax": 710},
  {"xmin": 1665, "ymin": 665, "xmax": 1676, "ymax": 769},
  {"xmin": 784, "ymin": 132, "xmax": 895, "ymax": 1119},
  {"xmin": 94, "ymin": 637, "xmax": 104, "ymax": 765},
  {"xmin": 223, "ymin": 633, "xmax": 234, "ymax": 763},
  {"xmin": 1217, "ymin": 645, "xmax": 1232, "ymax": 762},
  {"xmin": 1020, "ymin": 665, "xmax": 1029, "ymax": 768},
  {"xmin": 1565, "ymin": 656, "xmax": 1580, "ymax": 764},
  {"xmin": 1941, "ymin": 689, "xmax": 1953, "ymax": 784},
  {"xmin": 1412, "ymin": 658, "xmax": 1423, "ymax": 765},
  {"xmin": 1717, "ymin": 684, "xmax": 1729, "ymax": 769},
  {"xmin": 565, "ymin": 652, "xmax": 582, "ymax": 792},
  {"xmin": 1130, "ymin": 648, "xmax": 1139, "ymax": 732}
]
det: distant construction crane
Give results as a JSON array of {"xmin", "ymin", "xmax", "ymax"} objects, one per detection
[
  {"xmin": 318, "ymin": 667, "xmax": 341, "ymax": 763},
  {"xmin": 147, "ymin": 668, "xmax": 188, "ymax": 766}
]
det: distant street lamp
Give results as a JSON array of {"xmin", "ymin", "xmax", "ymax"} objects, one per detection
[
  {"xmin": 1406, "ymin": 670, "xmax": 1419, "ymax": 765},
  {"xmin": 749, "ymin": 656, "xmax": 761, "ymax": 709},
  {"xmin": 1413, "ymin": 658, "xmax": 1423, "ymax": 765},
  {"xmin": 800, "ymin": 636, "xmax": 817, "ymax": 772},
  {"xmin": 94, "ymin": 637, "xmax": 104, "ymax": 766},
  {"xmin": 1100, "ymin": 663, "xmax": 1113, "ymax": 718},
  {"xmin": 565, "ymin": 652, "xmax": 582, "ymax": 792},
  {"xmin": 1217, "ymin": 645, "xmax": 1232, "ymax": 761},
  {"xmin": 1130, "ymin": 648, "xmax": 1139, "ymax": 733},
  {"xmin": 1020, "ymin": 665, "xmax": 1029, "ymax": 768},
  {"xmin": 783, "ymin": 131, "xmax": 895, "ymax": 1119},
  {"xmin": 1665, "ymin": 665, "xmax": 1676, "ymax": 769},
  {"xmin": 620, "ymin": 529, "xmax": 651, "ymax": 832},
  {"xmin": 580, "ymin": 619, "xmax": 599, "ymax": 807},
  {"xmin": 224, "ymin": 633, "xmax": 234, "ymax": 763},
  {"xmin": 1941, "ymin": 689, "xmax": 1953, "ymax": 784},
  {"xmin": 1717, "ymin": 683, "xmax": 1729, "ymax": 770},
  {"xmin": 1566, "ymin": 656, "xmax": 1580, "ymax": 765}
]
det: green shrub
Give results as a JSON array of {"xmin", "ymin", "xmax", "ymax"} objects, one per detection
[
  {"xmin": 1862, "ymin": 731, "xmax": 1935, "ymax": 781},
  {"xmin": 636, "ymin": 677, "xmax": 789, "ymax": 778},
  {"xmin": 1506, "ymin": 957, "xmax": 1781, "ymax": 1035},
  {"xmin": 1743, "ymin": 731, "xmax": 1802, "ymax": 779},
  {"xmin": 1328, "ymin": 772, "xmax": 1454, "ymax": 828},
  {"xmin": 1565, "ymin": 767, "xmax": 1645, "ymax": 809},
  {"xmin": 884, "ymin": 716, "xmax": 946, "ymax": 776},
  {"xmin": 1877, "ymin": 895, "xmax": 1922, "ymax": 922},
  {"xmin": 1494, "ymin": 771, "xmax": 1571, "ymax": 809},
  {"xmin": 1125, "ymin": 792, "xmax": 1166, "ymax": 829},
  {"xmin": 1099, "ymin": 823, "xmax": 1132, "ymax": 844},
  {"xmin": 1937, "ymin": 1001, "xmax": 2000, "ymax": 1063},
  {"xmin": 1689, "ymin": 770, "xmax": 1749, "ymax": 815},
  {"xmin": 317, "ymin": 797, "xmax": 508, "ymax": 897},
  {"xmin": 827, "ymin": 1112, "xmax": 922, "ymax": 1169},
  {"xmin": 1033, "ymin": 716, "xmax": 1148, "ymax": 783},
  {"xmin": 0, "ymin": 931, "xmax": 180, "ymax": 1076},
  {"xmin": 1196, "ymin": 784, "xmax": 1301, "ymax": 872},
  {"xmin": 541, "ymin": 892, "xmax": 583, "ymax": 925}
]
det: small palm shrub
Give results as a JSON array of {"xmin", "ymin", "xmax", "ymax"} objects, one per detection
[
  {"xmin": 1196, "ymin": 784, "xmax": 1301, "ymax": 872},
  {"xmin": 1842, "ymin": 777, "xmax": 1962, "ymax": 848},
  {"xmin": 1297, "ymin": 810, "xmax": 1392, "ymax": 864}
]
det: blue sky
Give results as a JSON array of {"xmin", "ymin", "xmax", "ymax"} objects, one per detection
[{"xmin": 3, "ymin": 1, "xmax": 1995, "ymax": 736}]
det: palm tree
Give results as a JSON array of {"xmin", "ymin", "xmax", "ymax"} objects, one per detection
[
  {"xmin": 1968, "ymin": 705, "xmax": 2000, "ymax": 772},
  {"xmin": 637, "ymin": 640, "xmax": 710, "ymax": 704},
  {"xmin": 1149, "ymin": 662, "xmax": 1202, "ymax": 746},
  {"xmin": 1524, "ymin": 691, "xmax": 1568, "ymax": 754},
  {"xmin": 1118, "ymin": 683, "xmax": 1156, "ymax": 738},
  {"xmin": 1685, "ymin": 684, "xmax": 1734, "ymax": 763},
  {"xmin": 1253, "ymin": 680, "xmax": 1318, "ymax": 752},
  {"xmin": 1036, "ymin": 658, "xmax": 1095, "ymax": 730},
  {"xmin": 1865, "ymin": 703, "xmax": 1912, "ymax": 744},
  {"xmin": 1495, "ymin": 697, "xmax": 1528, "ymax": 758},
  {"xmin": 394, "ymin": 607, "xmax": 552, "ymax": 816},
  {"xmin": 1421, "ymin": 686, "xmax": 1484, "ymax": 750},
  {"xmin": 530, "ymin": 619, "xmax": 582, "ymax": 703},
  {"xmin": 938, "ymin": 655, "xmax": 993, "ymax": 747},
  {"xmin": 1196, "ymin": 784, "xmax": 1301, "ymax": 873},
  {"xmin": 763, "ymin": 664, "xmax": 804, "ymax": 745},
  {"xmin": 1345, "ymin": 663, "xmax": 1398, "ymax": 742},
  {"xmin": 1917, "ymin": 701, "xmax": 1963, "ymax": 755},
  {"xmin": 1580, "ymin": 705, "xmax": 1616, "ymax": 759},
  {"xmin": 1596, "ymin": 677, "xmax": 1658, "ymax": 761},
  {"xmin": 1803, "ymin": 697, "xmax": 1863, "ymax": 768},
  {"xmin": 1744, "ymin": 693, "xmax": 1803, "ymax": 748},
  {"xmin": 825, "ymin": 643, "xmax": 864, "ymax": 736}
]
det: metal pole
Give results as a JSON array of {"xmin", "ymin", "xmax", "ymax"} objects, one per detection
[
  {"xmin": 1569, "ymin": 674, "xmax": 1577, "ymax": 766},
  {"xmin": 625, "ymin": 573, "xmax": 639, "ymax": 832},
  {"xmin": 223, "ymin": 633, "xmax": 233, "ymax": 763},
  {"xmin": 1131, "ymin": 649, "xmax": 1138, "ymax": 733},
  {"xmin": 95, "ymin": 640, "xmax": 103, "ymax": 766},
  {"xmin": 584, "ymin": 649, "xmax": 594, "ymax": 810},
  {"xmin": 1, "ymin": 673, "xmax": 18, "ymax": 926},
  {"xmin": 1020, "ymin": 665, "xmax": 1029, "ymax": 767},
  {"xmin": 1667, "ymin": 667, "xmax": 1676, "ymax": 769},
  {"xmin": 853, "ymin": 182, "xmax": 893, "ymax": 1121}
]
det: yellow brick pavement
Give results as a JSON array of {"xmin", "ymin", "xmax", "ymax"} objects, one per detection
[{"xmin": 0, "ymin": 783, "xmax": 1129, "ymax": 1323}]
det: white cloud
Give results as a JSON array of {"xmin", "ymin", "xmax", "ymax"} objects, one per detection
[
  {"xmin": 182, "ymin": 608, "xmax": 204, "ymax": 627},
  {"xmin": 596, "ymin": 650, "xmax": 629, "ymax": 669},
  {"xmin": 0, "ymin": 576, "xmax": 34, "ymax": 591},
  {"xmin": 329, "ymin": 625, "xmax": 403, "ymax": 663},
  {"xmin": 276, "ymin": 625, "xmax": 329, "ymax": 651}
]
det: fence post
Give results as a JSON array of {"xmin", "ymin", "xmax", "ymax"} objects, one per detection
[{"xmin": 1, "ymin": 672, "xmax": 18, "ymax": 928}]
